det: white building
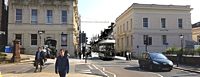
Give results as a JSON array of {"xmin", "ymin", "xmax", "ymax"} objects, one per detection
[
  {"xmin": 114, "ymin": 3, "xmax": 193, "ymax": 57},
  {"xmin": 8, "ymin": 0, "xmax": 79, "ymax": 55}
]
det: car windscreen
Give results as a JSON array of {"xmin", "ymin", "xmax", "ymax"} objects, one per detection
[{"xmin": 150, "ymin": 53, "xmax": 168, "ymax": 60}]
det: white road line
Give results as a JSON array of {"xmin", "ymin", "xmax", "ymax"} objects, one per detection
[
  {"xmin": 92, "ymin": 64, "xmax": 108, "ymax": 77},
  {"xmin": 102, "ymin": 67, "xmax": 117, "ymax": 77},
  {"xmin": 152, "ymin": 73, "xmax": 163, "ymax": 77},
  {"xmin": 88, "ymin": 64, "xmax": 94, "ymax": 69}
]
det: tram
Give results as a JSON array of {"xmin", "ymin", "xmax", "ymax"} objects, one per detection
[{"xmin": 98, "ymin": 39, "xmax": 115, "ymax": 60}]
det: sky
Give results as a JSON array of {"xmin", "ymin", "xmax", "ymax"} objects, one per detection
[
  {"xmin": 78, "ymin": 0, "xmax": 199, "ymax": 42},
  {"xmin": 4, "ymin": 0, "xmax": 200, "ymax": 42}
]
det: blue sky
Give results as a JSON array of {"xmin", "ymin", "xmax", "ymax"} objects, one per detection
[{"xmin": 78, "ymin": 0, "xmax": 198, "ymax": 41}]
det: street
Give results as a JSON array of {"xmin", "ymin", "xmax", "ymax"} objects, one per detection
[
  {"xmin": 1, "ymin": 56, "xmax": 200, "ymax": 77},
  {"xmin": 89, "ymin": 57, "xmax": 200, "ymax": 77}
]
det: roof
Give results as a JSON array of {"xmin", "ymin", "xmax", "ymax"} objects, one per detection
[{"xmin": 99, "ymin": 39, "xmax": 115, "ymax": 44}]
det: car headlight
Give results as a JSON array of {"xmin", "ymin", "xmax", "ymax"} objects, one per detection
[
  {"xmin": 153, "ymin": 61, "xmax": 159, "ymax": 64},
  {"xmin": 168, "ymin": 61, "xmax": 173, "ymax": 66}
]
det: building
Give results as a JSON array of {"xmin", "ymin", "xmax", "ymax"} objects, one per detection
[
  {"xmin": 114, "ymin": 3, "xmax": 193, "ymax": 57},
  {"xmin": 8, "ymin": 0, "xmax": 79, "ymax": 55},
  {"xmin": 0, "ymin": 0, "xmax": 7, "ymax": 51},
  {"xmin": 192, "ymin": 22, "xmax": 200, "ymax": 42}
]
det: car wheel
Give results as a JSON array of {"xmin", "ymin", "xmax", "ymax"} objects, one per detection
[
  {"xmin": 149, "ymin": 65, "xmax": 154, "ymax": 71},
  {"xmin": 139, "ymin": 64, "xmax": 143, "ymax": 68}
]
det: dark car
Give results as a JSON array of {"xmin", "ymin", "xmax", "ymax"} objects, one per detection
[{"xmin": 138, "ymin": 52, "xmax": 173, "ymax": 71}]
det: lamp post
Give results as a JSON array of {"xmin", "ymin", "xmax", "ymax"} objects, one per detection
[
  {"xmin": 177, "ymin": 34, "xmax": 184, "ymax": 67},
  {"xmin": 38, "ymin": 30, "xmax": 45, "ymax": 46},
  {"xmin": 180, "ymin": 34, "xmax": 184, "ymax": 54}
]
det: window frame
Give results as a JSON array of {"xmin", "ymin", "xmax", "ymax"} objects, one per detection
[
  {"xmin": 178, "ymin": 18, "xmax": 183, "ymax": 29},
  {"xmin": 162, "ymin": 35, "xmax": 167, "ymax": 45},
  {"xmin": 61, "ymin": 10, "xmax": 67, "ymax": 24},
  {"xmin": 31, "ymin": 34, "xmax": 38, "ymax": 46},
  {"xmin": 143, "ymin": 18, "xmax": 148, "ymax": 28},
  {"xmin": 16, "ymin": 9, "xmax": 22, "ymax": 24},
  {"xmin": 161, "ymin": 18, "xmax": 166, "ymax": 28},
  {"xmin": 46, "ymin": 10, "xmax": 53, "ymax": 24},
  {"xmin": 31, "ymin": 9, "xmax": 38, "ymax": 24}
]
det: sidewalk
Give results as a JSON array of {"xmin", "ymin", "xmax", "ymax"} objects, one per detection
[
  {"xmin": 0, "ymin": 53, "xmax": 102, "ymax": 77},
  {"xmin": 174, "ymin": 64, "xmax": 200, "ymax": 74}
]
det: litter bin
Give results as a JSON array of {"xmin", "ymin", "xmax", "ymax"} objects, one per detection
[{"xmin": 5, "ymin": 46, "xmax": 12, "ymax": 53}]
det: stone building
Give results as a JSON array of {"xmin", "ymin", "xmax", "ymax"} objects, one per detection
[
  {"xmin": 8, "ymin": 0, "xmax": 79, "ymax": 55},
  {"xmin": 114, "ymin": 3, "xmax": 193, "ymax": 57}
]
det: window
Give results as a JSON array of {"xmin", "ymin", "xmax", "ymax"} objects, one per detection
[
  {"xmin": 178, "ymin": 19, "xmax": 183, "ymax": 29},
  {"xmin": 61, "ymin": 34, "xmax": 67, "ymax": 46},
  {"xmin": 16, "ymin": 9, "xmax": 22, "ymax": 24},
  {"xmin": 123, "ymin": 23, "xmax": 125, "ymax": 32},
  {"xmin": 61, "ymin": 10, "xmax": 67, "ymax": 24},
  {"xmin": 127, "ymin": 36, "xmax": 129, "ymax": 47},
  {"xmin": 31, "ymin": 34, "xmax": 37, "ymax": 45},
  {"xmin": 161, "ymin": 18, "xmax": 166, "ymax": 28},
  {"xmin": 130, "ymin": 19, "xmax": 133, "ymax": 30},
  {"xmin": 127, "ymin": 21, "xmax": 129, "ymax": 31},
  {"xmin": 131, "ymin": 35, "xmax": 133, "ymax": 46},
  {"xmin": 31, "ymin": 9, "xmax": 38, "ymax": 24},
  {"xmin": 15, "ymin": 34, "xmax": 22, "ymax": 45},
  {"xmin": 143, "ymin": 18, "xmax": 148, "ymax": 28},
  {"xmin": 162, "ymin": 35, "xmax": 167, "ymax": 45},
  {"xmin": 46, "ymin": 10, "xmax": 53, "ymax": 24}
]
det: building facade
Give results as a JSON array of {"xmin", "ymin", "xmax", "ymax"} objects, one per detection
[
  {"xmin": 8, "ymin": 0, "xmax": 79, "ymax": 55},
  {"xmin": 114, "ymin": 3, "xmax": 192, "ymax": 57},
  {"xmin": 192, "ymin": 22, "xmax": 200, "ymax": 42}
]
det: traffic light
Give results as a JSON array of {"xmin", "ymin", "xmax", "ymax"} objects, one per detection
[
  {"xmin": 144, "ymin": 36, "xmax": 152, "ymax": 45},
  {"xmin": 148, "ymin": 37, "xmax": 152, "ymax": 45}
]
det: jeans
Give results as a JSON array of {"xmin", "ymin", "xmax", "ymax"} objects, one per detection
[{"xmin": 59, "ymin": 71, "xmax": 67, "ymax": 77}]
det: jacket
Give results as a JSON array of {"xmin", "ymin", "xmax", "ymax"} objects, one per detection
[
  {"xmin": 55, "ymin": 56, "xmax": 69, "ymax": 73},
  {"xmin": 35, "ymin": 51, "xmax": 45, "ymax": 65}
]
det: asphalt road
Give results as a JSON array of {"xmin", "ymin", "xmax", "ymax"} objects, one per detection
[{"xmin": 90, "ymin": 58, "xmax": 200, "ymax": 77}]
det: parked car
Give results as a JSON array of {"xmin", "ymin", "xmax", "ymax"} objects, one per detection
[{"xmin": 138, "ymin": 52, "xmax": 173, "ymax": 71}]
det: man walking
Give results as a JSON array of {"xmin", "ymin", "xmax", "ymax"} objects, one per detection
[
  {"xmin": 34, "ymin": 47, "xmax": 45, "ymax": 72},
  {"xmin": 55, "ymin": 49, "xmax": 69, "ymax": 77}
]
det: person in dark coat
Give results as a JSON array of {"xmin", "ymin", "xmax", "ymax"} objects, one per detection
[
  {"xmin": 34, "ymin": 47, "xmax": 45, "ymax": 72},
  {"xmin": 55, "ymin": 49, "xmax": 69, "ymax": 77}
]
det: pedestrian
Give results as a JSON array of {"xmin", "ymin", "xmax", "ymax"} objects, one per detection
[
  {"xmin": 46, "ymin": 47, "xmax": 51, "ymax": 58},
  {"xmin": 55, "ymin": 49, "xmax": 69, "ymax": 77},
  {"xmin": 34, "ymin": 47, "xmax": 45, "ymax": 72},
  {"xmin": 78, "ymin": 51, "xmax": 82, "ymax": 59},
  {"xmin": 42, "ymin": 46, "xmax": 47, "ymax": 62}
]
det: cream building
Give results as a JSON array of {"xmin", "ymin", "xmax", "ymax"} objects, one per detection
[
  {"xmin": 8, "ymin": 0, "xmax": 79, "ymax": 55},
  {"xmin": 192, "ymin": 22, "xmax": 200, "ymax": 42},
  {"xmin": 114, "ymin": 3, "xmax": 193, "ymax": 57}
]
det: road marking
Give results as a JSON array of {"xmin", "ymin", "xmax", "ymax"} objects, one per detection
[
  {"xmin": 92, "ymin": 64, "xmax": 108, "ymax": 77},
  {"xmin": 102, "ymin": 67, "xmax": 116, "ymax": 77},
  {"xmin": 88, "ymin": 64, "xmax": 94, "ymax": 69},
  {"xmin": 152, "ymin": 73, "xmax": 163, "ymax": 77},
  {"xmin": 80, "ymin": 70, "xmax": 92, "ymax": 74}
]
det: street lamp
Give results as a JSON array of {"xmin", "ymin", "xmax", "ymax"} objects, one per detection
[
  {"xmin": 180, "ymin": 34, "xmax": 184, "ymax": 53},
  {"xmin": 177, "ymin": 34, "xmax": 184, "ymax": 67},
  {"xmin": 38, "ymin": 30, "xmax": 45, "ymax": 46}
]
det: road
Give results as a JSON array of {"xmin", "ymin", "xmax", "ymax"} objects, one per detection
[
  {"xmin": 1, "ymin": 57, "xmax": 200, "ymax": 77},
  {"xmin": 90, "ymin": 58, "xmax": 200, "ymax": 77}
]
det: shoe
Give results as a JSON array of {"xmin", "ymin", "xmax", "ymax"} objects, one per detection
[{"xmin": 34, "ymin": 70, "xmax": 37, "ymax": 73}]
